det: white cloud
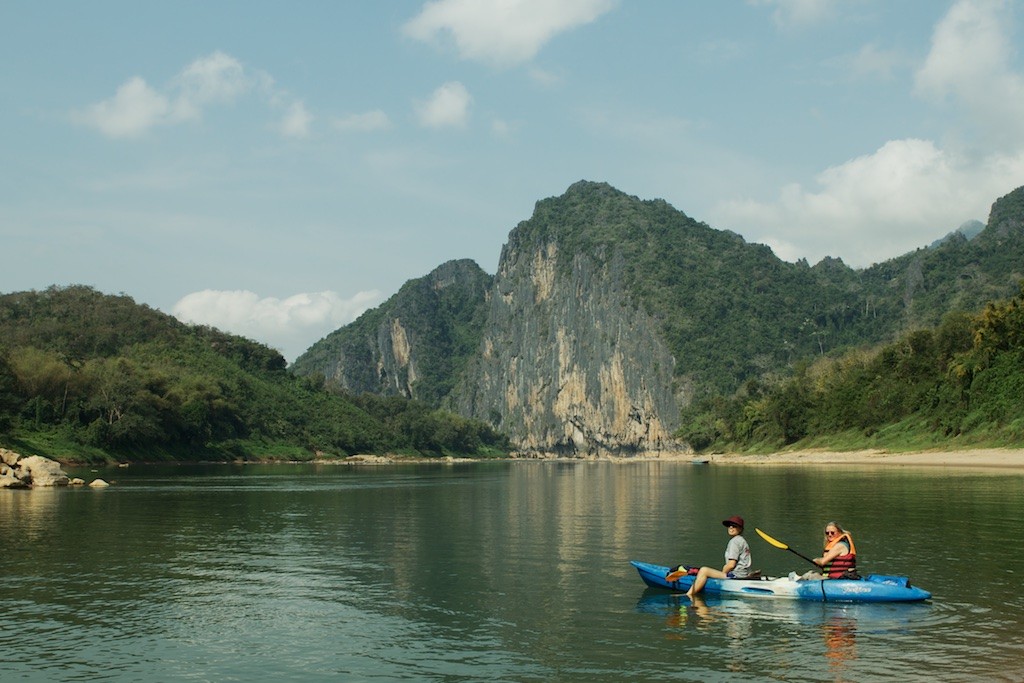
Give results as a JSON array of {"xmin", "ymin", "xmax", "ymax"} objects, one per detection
[
  {"xmin": 916, "ymin": 0, "xmax": 1006, "ymax": 97},
  {"xmin": 711, "ymin": 139, "xmax": 1024, "ymax": 267},
  {"xmin": 172, "ymin": 289, "xmax": 383, "ymax": 362},
  {"xmin": 172, "ymin": 51, "xmax": 251, "ymax": 120},
  {"xmin": 333, "ymin": 110, "xmax": 392, "ymax": 132},
  {"xmin": 403, "ymin": 0, "xmax": 615, "ymax": 67},
  {"xmin": 415, "ymin": 81, "xmax": 472, "ymax": 128},
  {"xmin": 914, "ymin": 0, "xmax": 1024, "ymax": 145},
  {"xmin": 74, "ymin": 53, "xmax": 253, "ymax": 138},
  {"xmin": 749, "ymin": 0, "xmax": 835, "ymax": 28},
  {"xmin": 711, "ymin": 0, "xmax": 1024, "ymax": 269},
  {"xmin": 72, "ymin": 77, "xmax": 171, "ymax": 138},
  {"xmin": 281, "ymin": 101, "xmax": 312, "ymax": 138},
  {"xmin": 74, "ymin": 51, "xmax": 307, "ymax": 139}
]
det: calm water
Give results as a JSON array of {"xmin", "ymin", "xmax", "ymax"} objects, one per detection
[{"xmin": 2, "ymin": 461, "xmax": 1023, "ymax": 682}]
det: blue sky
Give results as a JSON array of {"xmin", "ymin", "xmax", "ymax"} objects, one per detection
[{"xmin": 3, "ymin": 0, "xmax": 1023, "ymax": 361}]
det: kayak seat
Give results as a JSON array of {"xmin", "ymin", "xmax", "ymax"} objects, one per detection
[{"xmin": 736, "ymin": 570, "xmax": 763, "ymax": 580}]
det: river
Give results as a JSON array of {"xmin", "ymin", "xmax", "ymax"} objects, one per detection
[{"xmin": 1, "ymin": 460, "xmax": 1021, "ymax": 682}]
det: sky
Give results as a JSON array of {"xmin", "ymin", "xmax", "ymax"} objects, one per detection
[{"xmin": 3, "ymin": 0, "xmax": 1024, "ymax": 362}]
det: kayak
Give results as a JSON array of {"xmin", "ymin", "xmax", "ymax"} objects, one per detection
[{"xmin": 631, "ymin": 561, "xmax": 931, "ymax": 603}]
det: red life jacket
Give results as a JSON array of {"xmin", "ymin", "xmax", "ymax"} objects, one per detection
[{"xmin": 823, "ymin": 532, "xmax": 856, "ymax": 578}]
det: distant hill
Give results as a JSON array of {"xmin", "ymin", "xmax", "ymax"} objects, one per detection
[
  {"xmin": 929, "ymin": 220, "xmax": 984, "ymax": 249},
  {"xmin": 0, "ymin": 285, "xmax": 508, "ymax": 462},
  {"xmin": 294, "ymin": 182, "xmax": 1024, "ymax": 455},
  {"xmin": 861, "ymin": 186, "xmax": 1024, "ymax": 328}
]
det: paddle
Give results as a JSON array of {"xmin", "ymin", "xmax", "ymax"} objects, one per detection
[{"xmin": 754, "ymin": 528, "xmax": 821, "ymax": 570}]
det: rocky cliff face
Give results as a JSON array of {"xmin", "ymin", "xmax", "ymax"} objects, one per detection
[
  {"xmin": 984, "ymin": 186, "xmax": 1024, "ymax": 242},
  {"xmin": 295, "ymin": 180, "xmax": 1024, "ymax": 456},
  {"xmin": 291, "ymin": 259, "xmax": 491, "ymax": 405},
  {"xmin": 451, "ymin": 229, "xmax": 681, "ymax": 455},
  {"xmin": 294, "ymin": 183, "xmax": 686, "ymax": 455}
]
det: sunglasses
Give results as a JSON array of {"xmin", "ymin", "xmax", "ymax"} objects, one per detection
[{"xmin": 825, "ymin": 530, "xmax": 838, "ymax": 536}]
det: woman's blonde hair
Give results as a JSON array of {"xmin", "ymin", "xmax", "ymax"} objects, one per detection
[{"xmin": 824, "ymin": 521, "xmax": 847, "ymax": 535}]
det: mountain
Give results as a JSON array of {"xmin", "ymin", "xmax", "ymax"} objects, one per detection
[
  {"xmin": 860, "ymin": 186, "xmax": 1024, "ymax": 327},
  {"xmin": 293, "ymin": 182, "xmax": 1024, "ymax": 455},
  {"xmin": 929, "ymin": 220, "xmax": 984, "ymax": 249},
  {"xmin": 0, "ymin": 285, "xmax": 508, "ymax": 461},
  {"xmin": 290, "ymin": 259, "xmax": 492, "ymax": 405}
]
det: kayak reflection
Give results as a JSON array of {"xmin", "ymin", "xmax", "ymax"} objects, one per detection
[
  {"xmin": 823, "ymin": 611, "xmax": 856, "ymax": 676},
  {"xmin": 635, "ymin": 588, "xmax": 929, "ymax": 673},
  {"xmin": 635, "ymin": 588, "xmax": 927, "ymax": 627}
]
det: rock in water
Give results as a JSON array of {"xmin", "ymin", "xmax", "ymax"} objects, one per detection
[
  {"xmin": 12, "ymin": 455, "xmax": 71, "ymax": 487},
  {"xmin": 0, "ymin": 471, "xmax": 29, "ymax": 488}
]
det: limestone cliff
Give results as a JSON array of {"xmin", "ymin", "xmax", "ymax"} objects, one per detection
[
  {"xmin": 451, "ymin": 232, "xmax": 680, "ymax": 455},
  {"xmin": 294, "ymin": 180, "xmax": 1024, "ymax": 456},
  {"xmin": 293, "ymin": 183, "xmax": 686, "ymax": 454}
]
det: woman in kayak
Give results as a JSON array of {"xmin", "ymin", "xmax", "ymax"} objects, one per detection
[
  {"xmin": 817, "ymin": 521, "xmax": 857, "ymax": 577},
  {"xmin": 685, "ymin": 515, "xmax": 752, "ymax": 597},
  {"xmin": 801, "ymin": 521, "xmax": 857, "ymax": 579}
]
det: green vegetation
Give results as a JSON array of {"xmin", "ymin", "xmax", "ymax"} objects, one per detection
[
  {"xmin": 291, "ymin": 259, "xmax": 491, "ymax": 404},
  {"xmin": 530, "ymin": 182, "xmax": 1024, "ymax": 399},
  {"xmin": 9, "ymin": 183, "xmax": 1018, "ymax": 460},
  {"xmin": 677, "ymin": 283, "xmax": 1024, "ymax": 452},
  {"xmin": 0, "ymin": 286, "xmax": 509, "ymax": 463},
  {"xmin": 291, "ymin": 181, "xmax": 1024, "ymax": 454}
]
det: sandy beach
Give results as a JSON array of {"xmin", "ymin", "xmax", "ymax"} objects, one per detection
[{"xmin": 701, "ymin": 448, "xmax": 1024, "ymax": 470}]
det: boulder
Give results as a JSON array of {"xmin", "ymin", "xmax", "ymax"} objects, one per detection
[
  {"xmin": 0, "ymin": 472, "xmax": 29, "ymax": 489},
  {"xmin": 0, "ymin": 448, "xmax": 21, "ymax": 468},
  {"xmin": 89, "ymin": 479, "xmax": 110, "ymax": 488},
  {"xmin": 16, "ymin": 455, "xmax": 70, "ymax": 487}
]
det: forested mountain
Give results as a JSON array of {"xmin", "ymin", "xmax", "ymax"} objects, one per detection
[
  {"xmin": 860, "ymin": 186, "xmax": 1024, "ymax": 330},
  {"xmin": 291, "ymin": 259, "xmax": 491, "ymax": 405},
  {"xmin": 0, "ymin": 286, "xmax": 508, "ymax": 462},
  {"xmin": 6, "ymin": 183, "xmax": 1020, "ymax": 460},
  {"xmin": 678, "ymin": 282, "xmax": 1024, "ymax": 452},
  {"xmin": 295, "ymin": 182, "xmax": 1024, "ymax": 454}
]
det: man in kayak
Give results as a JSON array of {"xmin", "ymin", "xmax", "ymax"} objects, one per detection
[
  {"xmin": 685, "ymin": 515, "xmax": 752, "ymax": 598},
  {"xmin": 801, "ymin": 521, "xmax": 857, "ymax": 580}
]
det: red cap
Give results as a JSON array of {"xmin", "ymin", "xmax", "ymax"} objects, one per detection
[{"xmin": 722, "ymin": 515, "xmax": 744, "ymax": 528}]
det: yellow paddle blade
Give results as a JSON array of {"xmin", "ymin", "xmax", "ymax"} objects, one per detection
[{"xmin": 755, "ymin": 527, "xmax": 789, "ymax": 550}]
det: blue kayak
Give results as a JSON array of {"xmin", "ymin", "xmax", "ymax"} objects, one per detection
[{"xmin": 631, "ymin": 561, "xmax": 931, "ymax": 603}]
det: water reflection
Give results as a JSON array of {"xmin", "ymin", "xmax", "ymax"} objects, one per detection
[
  {"xmin": 0, "ymin": 488, "xmax": 62, "ymax": 545},
  {"xmin": 635, "ymin": 587, "xmax": 956, "ymax": 679},
  {"xmin": 823, "ymin": 611, "xmax": 857, "ymax": 677}
]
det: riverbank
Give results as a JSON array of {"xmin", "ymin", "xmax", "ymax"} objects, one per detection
[
  {"xmin": 315, "ymin": 448, "xmax": 1024, "ymax": 470},
  {"xmin": 700, "ymin": 448, "xmax": 1024, "ymax": 469},
  {"xmin": 9, "ymin": 444, "xmax": 1023, "ymax": 470}
]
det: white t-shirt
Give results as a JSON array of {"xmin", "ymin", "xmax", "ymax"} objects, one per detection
[{"xmin": 725, "ymin": 535, "xmax": 752, "ymax": 578}]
